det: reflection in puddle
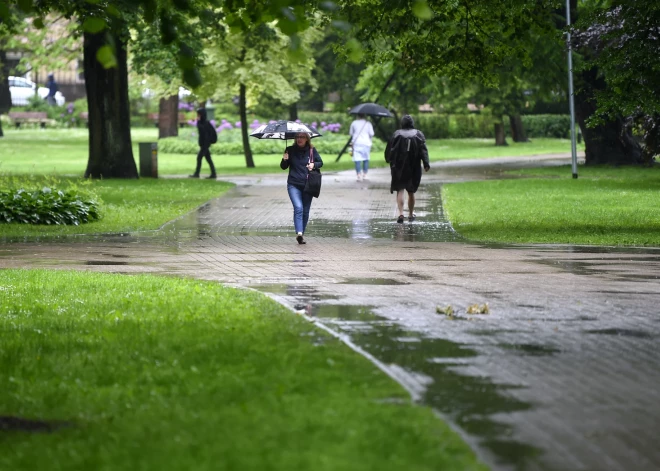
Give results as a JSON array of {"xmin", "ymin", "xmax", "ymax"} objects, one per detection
[
  {"xmin": 85, "ymin": 261, "xmax": 129, "ymax": 266},
  {"xmin": 311, "ymin": 304, "xmax": 383, "ymax": 322},
  {"xmin": 248, "ymin": 281, "xmax": 544, "ymax": 468},
  {"xmin": 585, "ymin": 328, "xmax": 654, "ymax": 339},
  {"xmin": 160, "ymin": 183, "xmax": 464, "ymax": 244},
  {"xmin": 319, "ymin": 313, "xmax": 541, "ymax": 469},
  {"xmin": 339, "ymin": 278, "xmax": 410, "ymax": 286},
  {"xmin": 498, "ymin": 343, "xmax": 560, "ymax": 356}
]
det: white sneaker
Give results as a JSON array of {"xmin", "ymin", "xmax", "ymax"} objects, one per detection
[
  {"xmin": 356, "ymin": 173, "xmax": 362, "ymax": 182},
  {"xmin": 362, "ymin": 172, "xmax": 368, "ymax": 181}
]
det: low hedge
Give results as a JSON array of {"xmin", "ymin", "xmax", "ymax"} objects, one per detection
[
  {"xmin": 520, "ymin": 115, "xmax": 572, "ymax": 138},
  {"xmin": 300, "ymin": 111, "xmax": 571, "ymax": 139},
  {"xmin": 0, "ymin": 187, "xmax": 100, "ymax": 225}
]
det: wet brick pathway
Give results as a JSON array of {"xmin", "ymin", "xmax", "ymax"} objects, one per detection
[{"xmin": 2, "ymin": 156, "xmax": 660, "ymax": 471}]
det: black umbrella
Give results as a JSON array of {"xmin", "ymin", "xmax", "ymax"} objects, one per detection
[
  {"xmin": 336, "ymin": 103, "xmax": 394, "ymax": 161},
  {"xmin": 348, "ymin": 102, "xmax": 393, "ymax": 118},
  {"xmin": 250, "ymin": 120, "xmax": 321, "ymax": 140}
]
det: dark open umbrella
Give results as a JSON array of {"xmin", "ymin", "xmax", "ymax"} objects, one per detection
[
  {"xmin": 349, "ymin": 102, "xmax": 393, "ymax": 118},
  {"xmin": 336, "ymin": 102, "xmax": 394, "ymax": 161}
]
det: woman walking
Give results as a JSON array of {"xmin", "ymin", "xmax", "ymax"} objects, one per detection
[
  {"xmin": 281, "ymin": 133, "xmax": 323, "ymax": 244},
  {"xmin": 349, "ymin": 113, "xmax": 374, "ymax": 181}
]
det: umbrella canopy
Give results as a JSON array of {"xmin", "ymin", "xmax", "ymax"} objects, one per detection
[
  {"xmin": 348, "ymin": 102, "xmax": 393, "ymax": 118},
  {"xmin": 250, "ymin": 120, "xmax": 321, "ymax": 140}
]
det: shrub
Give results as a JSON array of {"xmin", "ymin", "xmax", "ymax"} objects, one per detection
[
  {"xmin": 0, "ymin": 187, "xmax": 100, "ymax": 225},
  {"xmin": 520, "ymin": 115, "xmax": 571, "ymax": 138}
]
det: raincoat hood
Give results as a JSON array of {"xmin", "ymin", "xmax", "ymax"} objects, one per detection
[
  {"xmin": 401, "ymin": 114, "xmax": 414, "ymax": 129},
  {"xmin": 197, "ymin": 108, "xmax": 208, "ymax": 122}
]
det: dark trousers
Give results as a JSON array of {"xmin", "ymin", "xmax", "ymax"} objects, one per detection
[{"xmin": 194, "ymin": 146, "xmax": 216, "ymax": 176}]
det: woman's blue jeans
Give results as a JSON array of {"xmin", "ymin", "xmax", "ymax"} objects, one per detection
[
  {"xmin": 287, "ymin": 183, "xmax": 313, "ymax": 234},
  {"xmin": 354, "ymin": 160, "xmax": 369, "ymax": 173}
]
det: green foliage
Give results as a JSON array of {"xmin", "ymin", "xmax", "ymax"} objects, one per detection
[
  {"xmin": 575, "ymin": 2, "xmax": 660, "ymax": 123},
  {"xmin": 520, "ymin": 115, "xmax": 571, "ymax": 138},
  {"xmin": 339, "ymin": 0, "xmax": 560, "ymax": 84},
  {"xmin": 0, "ymin": 186, "xmax": 100, "ymax": 225},
  {"xmin": 0, "ymin": 174, "xmax": 232, "ymax": 237},
  {"xmin": 443, "ymin": 165, "xmax": 660, "ymax": 246}
]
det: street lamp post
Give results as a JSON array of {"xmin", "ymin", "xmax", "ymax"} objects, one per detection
[{"xmin": 567, "ymin": 0, "xmax": 578, "ymax": 179}]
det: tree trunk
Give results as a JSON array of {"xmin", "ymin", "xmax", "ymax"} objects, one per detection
[
  {"xmin": 83, "ymin": 30, "xmax": 138, "ymax": 178},
  {"xmin": 0, "ymin": 47, "xmax": 10, "ymax": 138},
  {"xmin": 509, "ymin": 114, "xmax": 528, "ymax": 142},
  {"xmin": 289, "ymin": 102, "xmax": 298, "ymax": 122},
  {"xmin": 569, "ymin": 0, "xmax": 642, "ymax": 165},
  {"xmin": 575, "ymin": 67, "xmax": 642, "ymax": 165},
  {"xmin": 158, "ymin": 94, "xmax": 179, "ymax": 139},
  {"xmin": 494, "ymin": 122, "xmax": 508, "ymax": 146},
  {"xmin": 239, "ymin": 83, "xmax": 255, "ymax": 168}
]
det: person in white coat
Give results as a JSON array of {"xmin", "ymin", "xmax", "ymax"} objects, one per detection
[{"xmin": 349, "ymin": 113, "xmax": 375, "ymax": 181}]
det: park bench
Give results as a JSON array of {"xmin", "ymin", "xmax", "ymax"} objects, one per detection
[
  {"xmin": 148, "ymin": 112, "xmax": 188, "ymax": 128},
  {"xmin": 8, "ymin": 111, "xmax": 52, "ymax": 129}
]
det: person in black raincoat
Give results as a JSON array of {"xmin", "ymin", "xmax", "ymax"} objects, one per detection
[
  {"xmin": 45, "ymin": 73, "xmax": 58, "ymax": 106},
  {"xmin": 280, "ymin": 132, "xmax": 323, "ymax": 244},
  {"xmin": 384, "ymin": 114, "xmax": 430, "ymax": 223},
  {"xmin": 189, "ymin": 108, "xmax": 217, "ymax": 179}
]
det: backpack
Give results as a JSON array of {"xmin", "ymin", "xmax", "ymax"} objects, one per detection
[
  {"xmin": 386, "ymin": 134, "xmax": 415, "ymax": 168},
  {"xmin": 207, "ymin": 122, "xmax": 218, "ymax": 144}
]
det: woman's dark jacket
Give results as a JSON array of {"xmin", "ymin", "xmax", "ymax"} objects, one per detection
[
  {"xmin": 280, "ymin": 144, "xmax": 323, "ymax": 187},
  {"xmin": 197, "ymin": 108, "xmax": 213, "ymax": 148}
]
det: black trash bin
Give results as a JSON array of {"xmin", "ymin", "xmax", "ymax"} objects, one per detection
[{"xmin": 139, "ymin": 142, "xmax": 158, "ymax": 178}]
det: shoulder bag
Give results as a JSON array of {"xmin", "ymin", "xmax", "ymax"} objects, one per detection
[{"xmin": 303, "ymin": 147, "xmax": 322, "ymax": 198}]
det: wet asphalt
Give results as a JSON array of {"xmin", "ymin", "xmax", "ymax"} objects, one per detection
[{"xmin": 1, "ymin": 154, "xmax": 659, "ymax": 471}]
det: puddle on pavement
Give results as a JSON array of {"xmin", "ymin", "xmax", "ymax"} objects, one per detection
[
  {"xmin": 498, "ymin": 343, "xmax": 560, "ymax": 356},
  {"xmin": 158, "ymin": 183, "xmax": 464, "ymax": 243},
  {"xmin": 261, "ymin": 286, "xmax": 544, "ymax": 470},
  {"xmin": 249, "ymin": 283, "xmax": 341, "ymax": 302},
  {"xmin": 533, "ymin": 258, "xmax": 660, "ymax": 282},
  {"xmin": 313, "ymin": 310, "xmax": 541, "ymax": 469},
  {"xmin": 85, "ymin": 260, "xmax": 129, "ymax": 266},
  {"xmin": 382, "ymin": 270, "xmax": 433, "ymax": 281},
  {"xmin": 311, "ymin": 304, "xmax": 384, "ymax": 322},
  {"xmin": 339, "ymin": 277, "xmax": 410, "ymax": 286},
  {"xmin": 585, "ymin": 328, "xmax": 654, "ymax": 339}
]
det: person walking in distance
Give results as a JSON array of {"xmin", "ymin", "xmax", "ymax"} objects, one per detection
[
  {"xmin": 384, "ymin": 114, "xmax": 430, "ymax": 223},
  {"xmin": 189, "ymin": 108, "xmax": 217, "ymax": 179},
  {"xmin": 281, "ymin": 132, "xmax": 324, "ymax": 244},
  {"xmin": 45, "ymin": 73, "xmax": 58, "ymax": 106},
  {"xmin": 349, "ymin": 113, "xmax": 374, "ymax": 182}
]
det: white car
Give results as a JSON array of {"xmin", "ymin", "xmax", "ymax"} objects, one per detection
[
  {"xmin": 141, "ymin": 84, "xmax": 192, "ymax": 101},
  {"xmin": 9, "ymin": 76, "xmax": 66, "ymax": 106}
]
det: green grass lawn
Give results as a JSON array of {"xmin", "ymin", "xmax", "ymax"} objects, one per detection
[
  {"xmin": 0, "ymin": 269, "xmax": 487, "ymax": 471},
  {"xmin": 443, "ymin": 165, "xmax": 660, "ymax": 246},
  {"xmin": 0, "ymin": 175, "xmax": 232, "ymax": 238},
  {"xmin": 0, "ymin": 128, "xmax": 581, "ymax": 176}
]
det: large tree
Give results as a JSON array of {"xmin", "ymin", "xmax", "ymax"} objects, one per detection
[
  {"xmin": 573, "ymin": 0, "xmax": 659, "ymax": 164},
  {"xmin": 0, "ymin": 47, "xmax": 10, "ymax": 138},
  {"xmin": 2, "ymin": 0, "xmax": 323, "ymax": 177},
  {"xmin": 198, "ymin": 19, "xmax": 321, "ymax": 168}
]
